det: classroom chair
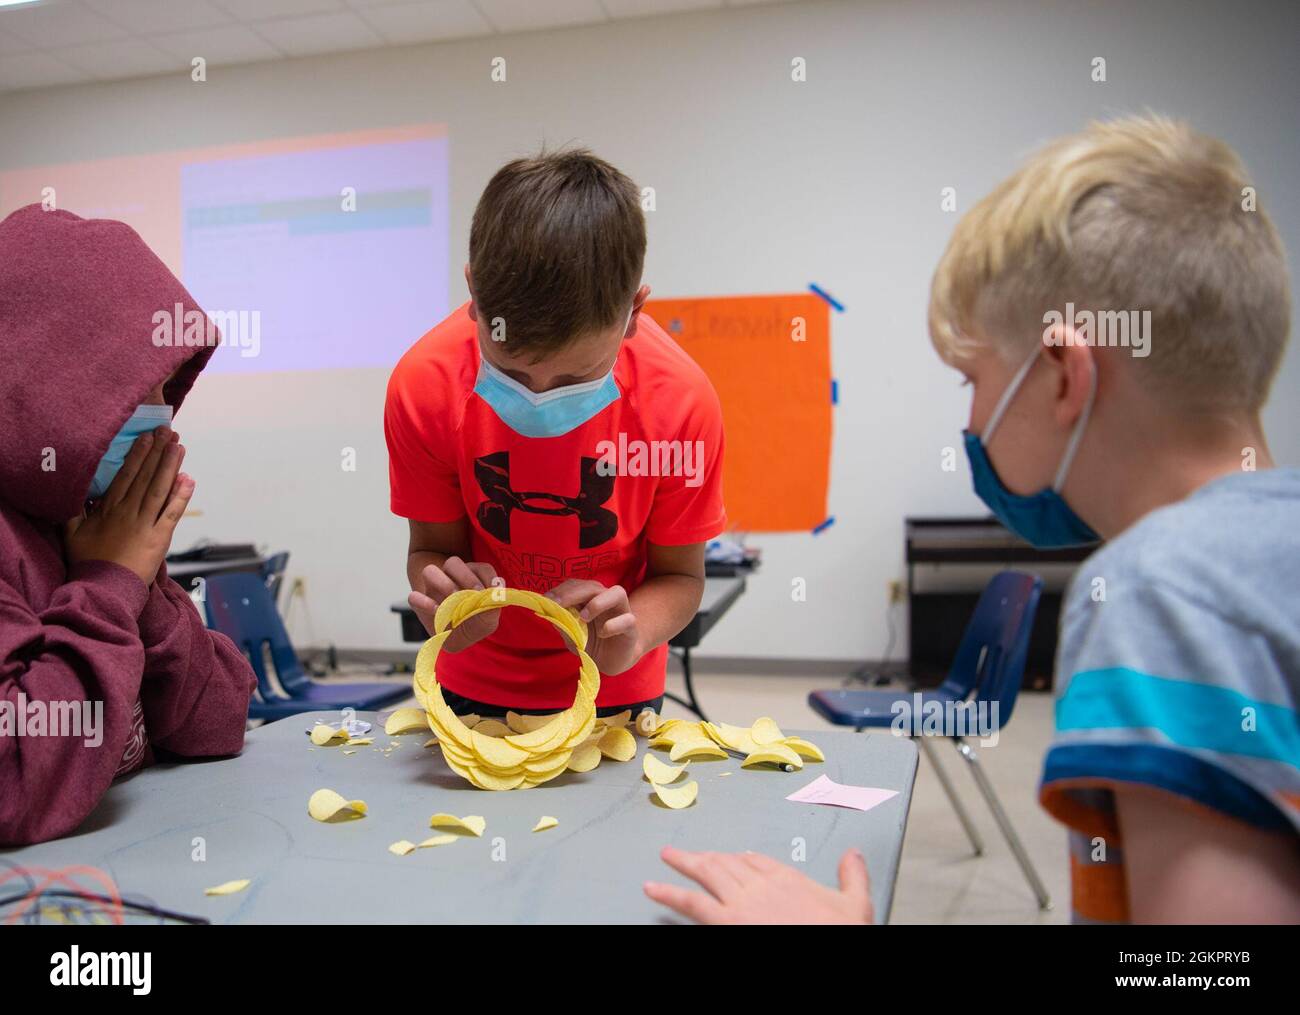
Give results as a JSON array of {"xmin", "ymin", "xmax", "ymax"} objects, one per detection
[
  {"xmin": 204, "ymin": 571, "xmax": 409, "ymax": 722},
  {"xmin": 260, "ymin": 551, "xmax": 290, "ymax": 608},
  {"xmin": 807, "ymin": 570, "xmax": 1051, "ymax": 909}
]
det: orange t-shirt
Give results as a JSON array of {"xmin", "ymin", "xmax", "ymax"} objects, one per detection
[{"xmin": 385, "ymin": 303, "xmax": 727, "ymax": 709}]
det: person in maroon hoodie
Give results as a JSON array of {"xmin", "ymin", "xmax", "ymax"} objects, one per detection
[{"xmin": 0, "ymin": 204, "xmax": 256, "ymax": 846}]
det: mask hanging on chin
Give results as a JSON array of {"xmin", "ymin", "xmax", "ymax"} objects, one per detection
[
  {"xmin": 962, "ymin": 350, "xmax": 1100, "ymax": 549},
  {"xmin": 88, "ymin": 404, "xmax": 174, "ymax": 500},
  {"xmin": 472, "ymin": 307, "xmax": 631, "ymax": 439}
]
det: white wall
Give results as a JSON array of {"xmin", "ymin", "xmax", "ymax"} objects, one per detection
[{"xmin": 2, "ymin": 0, "xmax": 1297, "ymax": 660}]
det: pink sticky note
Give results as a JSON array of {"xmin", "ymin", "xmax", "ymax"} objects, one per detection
[{"xmin": 785, "ymin": 774, "xmax": 899, "ymax": 812}]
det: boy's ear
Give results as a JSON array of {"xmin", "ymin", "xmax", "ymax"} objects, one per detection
[
  {"xmin": 464, "ymin": 264, "xmax": 477, "ymax": 321},
  {"xmin": 1042, "ymin": 327, "xmax": 1096, "ymax": 428},
  {"xmin": 627, "ymin": 284, "xmax": 651, "ymax": 336}
]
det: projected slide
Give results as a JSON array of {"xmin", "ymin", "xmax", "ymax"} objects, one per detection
[{"xmin": 0, "ymin": 125, "xmax": 449, "ymax": 374}]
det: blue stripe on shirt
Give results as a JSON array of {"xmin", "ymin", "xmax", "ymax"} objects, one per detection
[{"xmin": 1056, "ymin": 667, "xmax": 1300, "ymax": 767}]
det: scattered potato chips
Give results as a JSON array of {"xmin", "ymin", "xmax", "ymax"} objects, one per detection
[
  {"xmin": 566, "ymin": 742, "xmax": 602, "ymax": 773},
  {"xmin": 532, "ymin": 816, "xmax": 559, "ymax": 832},
  {"xmin": 653, "ymin": 780, "xmax": 699, "ymax": 809},
  {"xmin": 750, "ymin": 717, "xmax": 784, "ymax": 745},
  {"xmin": 419, "ymin": 834, "xmax": 458, "ymax": 848},
  {"xmin": 429, "ymin": 813, "xmax": 486, "ymax": 837},
  {"xmin": 385, "ymin": 708, "xmax": 430, "ymax": 736},
  {"xmin": 388, "ymin": 840, "xmax": 417, "ymax": 856},
  {"xmin": 782, "ymin": 737, "xmax": 826, "ymax": 762},
  {"xmin": 204, "ymin": 879, "xmax": 250, "ymax": 896},
  {"xmin": 642, "ymin": 753, "xmax": 688, "ymax": 785},
  {"xmin": 669, "ymin": 740, "xmax": 728, "ymax": 762},
  {"xmin": 742, "ymin": 742, "xmax": 804, "ymax": 770},
  {"xmin": 308, "ymin": 788, "xmax": 367, "ymax": 822},
  {"xmin": 413, "ymin": 588, "xmax": 603, "ymax": 790},
  {"xmin": 347, "ymin": 737, "xmax": 373, "ymax": 746},
  {"xmin": 310, "ymin": 724, "xmax": 348, "ymax": 746},
  {"xmin": 598, "ymin": 726, "xmax": 637, "ymax": 762}
]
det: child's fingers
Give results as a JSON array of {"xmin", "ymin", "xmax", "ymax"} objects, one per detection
[
  {"xmin": 642, "ymin": 880, "xmax": 726, "ymax": 925},
  {"xmin": 442, "ymin": 555, "xmax": 485, "ymax": 592},
  {"xmin": 123, "ymin": 427, "xmax": 173, "ymax": 509},
  {"xmin": 466, "ymin": 561, "xmax": 498, "ymax": 589},
  {"xmin": 154, "ymin": 474, "xmax": 194, "ymax": 531},
  {"xmin": 63, "ymin": 513, "xmax": 86, "ymax": 538},
  {"xmin": 100, "ymin": 431, "xmax": 155, "ymax": 509},
  {"xmin": 578, "ymin": 585, "xmax": 629, "ymax": 622},
  {"xmin": 407, "ymin": 589, "xmax": 439, "ymax": 635},
  {"xmin": 545, "ymin": 579, "xmax": 604, "ymax": 609},
  {"xmin": 420, "ymin": 562, "xmax": 457, "ymax": 603},
  {"xmin": 595, "ymin": 612, "xmax": 636, "ymax": 639},
  {"xmin": 141, "ymin": 442, "xmax": 184, "ymax": 522}
]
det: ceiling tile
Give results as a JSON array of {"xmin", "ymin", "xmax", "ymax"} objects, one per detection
[
  {"xmin": 54, "ymin": 36, "xmax": 188, "ymax": 78},
  {"xmin": 0, "ymin": 50, "xmax": 91, "ymax": 91},
  {"xmin": 473, "ymin": 0, "xmax": 608, "ymax": 33},
  {"xmin": 358, "ymin": 0, "xmax": 492, "ymax": 44},
  {"xmin": 82, "ymin": 0, "xmax": 234, "ymax": 35},
  {"xmin": 0, "ymin": 0, "xmax": 130, "ymax": 48},
  {"xmin": 253, "ymin": 11, "xmax": 383, "ymax": 56},
  {"xmin": 209, "ymin": 0, "xmax": 345, "ymax": 21},
  {"xmin": 149, "ymin": 24, "xmax": 284, "ymax": 64}
]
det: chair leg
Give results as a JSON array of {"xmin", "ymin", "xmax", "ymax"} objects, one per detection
[
  {"xmin": 915, "ymin": 735, "xmax": 984, "ymax": 857},
  {"xmin": 952, "ymin": 737, "xmax": 1051, "ymax": 910}
]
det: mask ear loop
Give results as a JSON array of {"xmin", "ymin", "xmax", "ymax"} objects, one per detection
[
  {"xmin": 980, "ymin": 349, "xmax": 1040, "ymax": 444},
  {"xmin": 1051, "ymin": 353, "xmax": 1098, "ymax": 492}
]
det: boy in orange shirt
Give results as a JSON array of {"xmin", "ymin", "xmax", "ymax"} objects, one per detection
[{"xmin": 385, "ymin": 150, "xmax": 726, "ymax": 717}]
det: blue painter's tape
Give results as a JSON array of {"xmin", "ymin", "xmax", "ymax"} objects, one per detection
[
  {"xmin": 808, "ymin": 283, "xmax": 845, "ymax": 312},
  {"xmin": 831, "ymin": 378, "xmax": 838, "ymax": 404},
  {"xmin": 812, "ymin": 515, "xmax": 835, "ymax": 535}
]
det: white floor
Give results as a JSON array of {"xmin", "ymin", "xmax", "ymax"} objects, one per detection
[{"xmin": 660, "ymin": 668, "xmax": 1071, "ymax": 925}]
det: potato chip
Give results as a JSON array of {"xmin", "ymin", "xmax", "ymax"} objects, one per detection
[
  {"xmin": 781, "ymin": 736, "xmax": 826, "ymax": 762},
  {"xmin": 384, "ymin": 708, "xmax": 429, "ymax": 735},
  {"xmin": 347, "ymin": 737, "xmax": 373, "ymax": 746},
  {"xmin": 423, "ymin": 737, "xmax": 438, "ymax": 748},
  {"xmin": 742, "ymin": 742, "xmax": 804, "ymax": 769},
  {"xmin": 532, "ymin": 816, "xmax": 559, "ymax": 832},
  {"xmin": 418, "ymin": 834, "xmax": 458, "ymax": 848},
  {"xmin": 471, "ymin": 718, "xmax": 512, "ymax": 738},
  {"xmin": 566, "ymin": 742, "xmax": 602, "ymax": 772},
  {"xmin": 388, "ymin": 840, "xmax": 417, "ymax": 856},
  {"xmin": 308, "ymin": 788, "xmax": 367, "ymax": 822},
  {"xmin": 601, "ymin": 709, "xmax": 633, "ymax": 729},
  {"xmin": 642, "ymin": 753, "xmax": 688, "ymax": 785},
  {"xmin": 204, "ymin": 879, "xmax": 250, "ymax": 896},
  {"xmin": 750, "ymin": 717, "xmax": 784, "ymax": 745},
  {"xmin": 653, "ymin": 780, "xmax": 699, "ymax": 809},
  {"xmin": 598, "ymin": 726, "xmax": 636, "ymax": 762},
  {"xmin": 429, "ymin": 813, "xmax": 486, "ymax": 837},
  {"xmin": 669, "ymin": 740, "xmax": 728, "ymax": 762},
  {"xmin": 310, "ymin": 723, "xmax": 347, "ymax": 746},
  {"xmin": 342, "ymin": 749, "xmax": 357, "ymax": 756}
]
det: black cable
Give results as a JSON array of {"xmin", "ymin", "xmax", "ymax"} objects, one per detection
[{"xmin": 0, "ymin": 888, "xmax": 209, "ymax": 925}]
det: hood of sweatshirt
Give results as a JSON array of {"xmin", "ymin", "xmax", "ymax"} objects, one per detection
[{"xmin": 0, "ymin": 204, "xmax": 217, "ymax": 524}]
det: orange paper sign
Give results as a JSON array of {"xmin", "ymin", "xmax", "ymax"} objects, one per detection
[{"xmin": 644, "ymin": 294, "xmax": 832, "ymax": 532}]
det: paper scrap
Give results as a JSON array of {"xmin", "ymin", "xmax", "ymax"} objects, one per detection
[
  {"xmin": 308, "ymin": 788, "xmax": 367, "ymax": 822},
  {"xmin": 785, "ymin": 774, "xmax": 898, "ymax": 812},
  {"xmin": 204, "ymin": 879, "xmax": 250, "ymax": 896}
]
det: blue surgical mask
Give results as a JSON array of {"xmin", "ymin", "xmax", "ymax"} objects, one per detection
[
  {"xmin": 473, "ymin": 311, "xmax": 629, "ymax": 438},
  {"xmin": 88, "ymin": 404, "xmax": 174, "ymax": 500},
  {"xmin": 963, "ymin": 351, "xmax": 1100, "ymax": 548}
]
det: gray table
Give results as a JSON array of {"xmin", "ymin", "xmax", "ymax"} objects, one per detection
[{"xmin": 1, "ymin": 710, "xmax": 917, "ymax": 924}]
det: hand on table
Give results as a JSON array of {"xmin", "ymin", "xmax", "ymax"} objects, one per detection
[
  {"xmin": 644, "ymin": 846, "xmax": 875, "ymax": 925},
  {"xmin": 408, "ymin": 557, "xmax": 501, "ymax": 652},
  {"xmin": 545, "ymin": 579, "xmax": 642, "ymax": 675},
  {"xmin": 64, "ymin": 426, "xmax": 194, "ymax": 586}
]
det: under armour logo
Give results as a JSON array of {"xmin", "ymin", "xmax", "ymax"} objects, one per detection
[{"xmin": 474, "ymin": 451, "xmax": 617, "ymax": 548}]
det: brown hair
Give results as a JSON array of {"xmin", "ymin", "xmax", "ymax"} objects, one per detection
[{"xmin": 469, "ymin": 148, "xmax": 646, "ymax": 357}]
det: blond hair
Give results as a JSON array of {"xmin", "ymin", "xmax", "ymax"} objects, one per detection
[{"xmin": 928, "ymin": 114, "xmax": 1290, "ymax": 412}]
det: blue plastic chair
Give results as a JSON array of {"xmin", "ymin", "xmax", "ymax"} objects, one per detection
[
  {"xmin": 260, "ymin": 551, "xmax": 290, "ymax": 608},
  {"xmin": 809, "ymin": 570, "xmax": 1050, "ymax": 909},
  {"xmin": 205, "ymin": 571, "xmax": 409, "ymax": 722}
]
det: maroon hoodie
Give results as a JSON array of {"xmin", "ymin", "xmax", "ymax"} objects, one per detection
[{"xmin": 0, "ymin": 205, "xmax": 256, "ymax": 846}]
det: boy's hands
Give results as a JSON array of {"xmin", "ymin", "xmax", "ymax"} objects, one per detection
[
  {"xmin": 64, "ymin": 427, "xmax": 194, "ymax": 587},
  {"xmin": 546, "ymin": 579, "xmax": 642, "ymax": 675},
  {"xmin": 408, "ymin": 557, "xmax": 501, "ymax": 652},
  {"xmin": 644, "ymin": 846, "xmax": 875, "ymax": 925}
]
